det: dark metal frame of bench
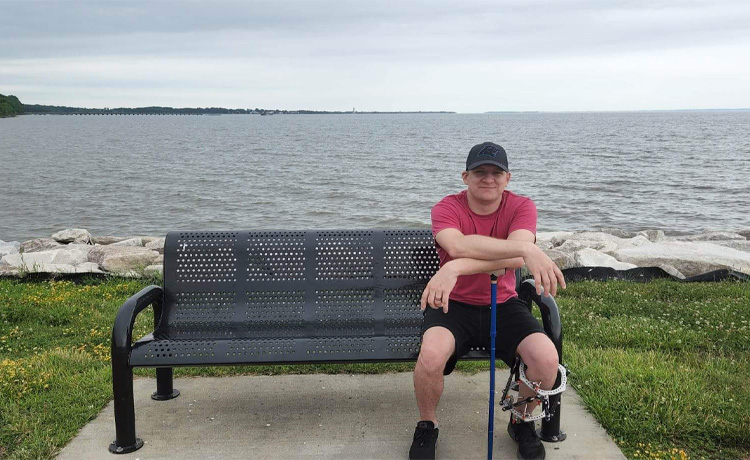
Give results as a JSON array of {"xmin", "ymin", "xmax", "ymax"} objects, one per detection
[{"xmin": 110, "ymin": 230, "xmax": 566, "ymax": 453}]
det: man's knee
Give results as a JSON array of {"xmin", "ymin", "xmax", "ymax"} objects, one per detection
[
  {"xmin": 517, "ymin": 333, "xmax": 559, "ymax": 375},
  {"xmin": 417, "ymin": 327, "xmax": 455, "ymax": 374}
]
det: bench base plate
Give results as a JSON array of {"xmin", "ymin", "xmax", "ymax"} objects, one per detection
[
  {"xmin": 151, "ymin": 389, "xmax": 180, "ymax": 401},
  {"xmin": 109, "ymin": 437, "xmax": 143, "ymax": 454}
]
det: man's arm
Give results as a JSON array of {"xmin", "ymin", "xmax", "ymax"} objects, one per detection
[
  {"xmin": 436, "ymin": 228, "xmax": 530, "ymax": 260},
  {"xmin": 435, "ymin": 227, "xmax": 565, "ymax": 297},
  {"xmin": 420, "ymin": 256, "xmax": 524, "ymax": 312},
  {"xmin": 505, "ymin": 228, "xmax": 565, "ymax": 296}
]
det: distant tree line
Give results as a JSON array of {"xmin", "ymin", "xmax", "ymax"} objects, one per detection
[
  {"xmin": 22, "ymin": 104, "xmax": 256, "ymax": 115},
  {"xmin": 0, "ymin": 94, "xmax": 24, "ymax": 117},
  {"xmin": 1, "ymin": 93, "xmax": 454, "ymax": 116}
]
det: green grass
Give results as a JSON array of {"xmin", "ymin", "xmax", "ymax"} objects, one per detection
[
  {"xmin": 558, "ymin": 280, "xmax": 749, "ymax": 460},
  {"xmin": 0, "ymin": 277, "xmax": 747, "ymax": 459}
]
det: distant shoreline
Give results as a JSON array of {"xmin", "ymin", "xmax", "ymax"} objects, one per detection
[
  {"xmin": 4, "ymin": 93, "xmax": 749, "ymax": 117},
  {"xmin": 22, "ymin": 111, "xmax": 456, "ymax": 116},
  {"xmin": 17, "ymin": 108, "xmax": 749, "ymax": 116},
  {"xmin": 21, "ymin": 103, "xmax": 455, "ymax": 116}
]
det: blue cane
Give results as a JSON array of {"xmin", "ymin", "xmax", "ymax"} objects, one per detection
[{"xmin": 487, "ymin": 273, "xmax": 498, "ymax": 460}]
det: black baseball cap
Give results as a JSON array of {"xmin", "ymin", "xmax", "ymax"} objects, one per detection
[{"xmin": 466, "ymin": 142, "xmax": 509, "ymax": 172}]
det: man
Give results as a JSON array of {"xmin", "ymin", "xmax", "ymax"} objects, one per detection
[{"xmin": 409, "ymin": 142, "xmax": 566, "ymax": 460}]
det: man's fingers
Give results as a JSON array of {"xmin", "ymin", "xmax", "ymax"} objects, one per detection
[
  {"xmin": 420, "ymin": 289, "xmax": 428, "ymax": 310},
  {"xmin": 428, "ymin": 291, "xmax": 438, "ymax": 309},
  {"xmin": 547, "ymin": 269, "xmax": 557, "ymax": 297},
  {"xmin": 426, "ymin": 290, "xmax": 448, "ymax": 312},
  {"xmin": 533, "ymin": 270, "xmax": 542, "ymax": 295},
  {"xmin": 540, "ymin": 270, "xmax": 551, "ymax": 297},
  {"xmin": 547, "ymin": 268, "xmax": 557, "ymax": 296},
  {"xmin": 555, "ymin": 265, "xmax": 567, "ymax": 290}
]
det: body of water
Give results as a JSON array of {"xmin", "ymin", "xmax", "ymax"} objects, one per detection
[{"xmin": 1, "ymin": 111, "xmax": 749, "ymax": 242}]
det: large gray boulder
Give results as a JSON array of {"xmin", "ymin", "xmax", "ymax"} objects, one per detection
[
  {"xmin": 53, "ymin": 244, "xmax": 93, "ymax": 265},
  {"xmin": 614, "ymin": 242, "xmax": 750, "ymax": 277},
  {"xmin": 0, "ymin": 241, "xmax": 20, "ymax": 258},
  {"xmin": 88, "ymin": 246, "xmax": 160, "ymax": 274},
  {"xmin": 2, "ymin": 247, "xmax": 91, "ymax": 269},
  {"xmin": 3, "ymin": 251, "xmax": 57, "ymax": 269},
  {"xmin": 573, "ymin": 248, "xmax": 637, "ymax": 270},
  {"xmin": 52, "ymin": 228, "xmax": 92, "ymax": 244},
  {"xmin": 20, "ymin": 238, "xmax": 63, "ymax": 253},
  {"xmin": 542, "ymin": 248, "xmax": 576, "ymax": 270}
]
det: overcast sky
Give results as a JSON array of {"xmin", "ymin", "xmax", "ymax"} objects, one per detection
[{"xmin": 2, "ymin": 0, "xmax": 750, "ymax": 112}]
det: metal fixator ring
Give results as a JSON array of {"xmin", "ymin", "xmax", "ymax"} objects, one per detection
[{"xmin": 500, "ymin": 359, "xmax": 568, "ymax": 422}]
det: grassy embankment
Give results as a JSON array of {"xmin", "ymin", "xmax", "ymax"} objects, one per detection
[{"xmin": 0, "ymin": 277, "xmax": 747, "ymax": 459}]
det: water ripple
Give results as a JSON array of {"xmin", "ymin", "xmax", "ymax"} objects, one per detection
[{"xmin": 1, "ymin": 111, "xmax": 750, "ymax": 241}]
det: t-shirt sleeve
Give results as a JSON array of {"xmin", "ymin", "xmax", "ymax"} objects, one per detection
[
  {"xmin": 431, "ymin": 199, "xmax": 461, "ymax": 239},
  {"xmin": 508, "ymin": 198, "xmax": 537, "ymax": 237}
]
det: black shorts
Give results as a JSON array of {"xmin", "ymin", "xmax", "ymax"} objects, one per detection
[{"xmin": 420, "ymin": 297, "xmax": 545, "ymax": 375}]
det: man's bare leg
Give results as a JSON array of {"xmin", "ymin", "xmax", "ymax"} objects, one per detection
[{"xmin": 413, "ymin": 326, "xmax": 455, "ymax": 424}]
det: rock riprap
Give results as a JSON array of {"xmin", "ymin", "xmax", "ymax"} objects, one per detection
[
  {"xmin": 0, "ymin": 228, "xmax": 748, "ymax": 278},
  {"xmin": 1, "ymin": 229, "xmax": 164, "ymax": 277}
]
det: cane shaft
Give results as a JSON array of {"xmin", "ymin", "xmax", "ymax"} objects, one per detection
[{"xmin": 488, "ymin": 274, "xmax": 498, "ymax": 460}]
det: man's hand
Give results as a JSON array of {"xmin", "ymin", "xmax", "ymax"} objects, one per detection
[
  {"xmin": 522, "ymin": 244, "xmax": 566, "ymax": 296},
  {"xmin": 420, "ymin": 263, "xmax": 459, "ymax": 313}
]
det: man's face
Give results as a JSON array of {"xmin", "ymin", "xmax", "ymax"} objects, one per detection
[{"xmin": 462, "ymin": 164, "xmax": 511, "ymax": 204}]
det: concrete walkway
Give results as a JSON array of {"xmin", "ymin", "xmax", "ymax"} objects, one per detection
[{"xmin": 57, "ymin": 371, "xmax": 625, "ymax": 459}]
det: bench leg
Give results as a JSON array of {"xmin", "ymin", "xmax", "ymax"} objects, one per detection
[
  {"xmin": 109, "ymin": 355, "xmax": 143, "ymax": 453},
  {"xmin": 152, "ymin": 368, "xmax": 180, "ymax": 401},
  {"xmin": 539, "ymin": 366, "xmax": 567, "ymax": 442},
  {"xmin": 540, "ymin": 393, "xmax": 566, "ymax": 442}
]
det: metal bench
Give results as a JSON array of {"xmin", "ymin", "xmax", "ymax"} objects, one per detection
[{"xmin": 110, "ymin": 230, "xmax": 566, "ymax": 453}]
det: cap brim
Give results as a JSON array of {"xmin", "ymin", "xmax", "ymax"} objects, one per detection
[{"xmin": 467, "ymin": 160, "xmax": 509, "ymax": 172}]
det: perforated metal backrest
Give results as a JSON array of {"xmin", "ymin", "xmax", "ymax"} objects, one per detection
[{"xmin": 160, "ymin": 230, "xmax": 440, "ymax": 342}]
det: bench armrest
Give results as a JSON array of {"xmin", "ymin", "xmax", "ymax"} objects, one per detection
[
  {"xmin": 518, "ymin": 279, "xmax": 563, "ymax": 361},
  {"xmin": 111, "ymin": 285, "xmax": 164, "ymax": 358}
]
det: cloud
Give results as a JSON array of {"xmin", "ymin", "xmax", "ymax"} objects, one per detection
[{"xmin": 2, "ymin": 0, "xmax": 749, "ymax": 110}]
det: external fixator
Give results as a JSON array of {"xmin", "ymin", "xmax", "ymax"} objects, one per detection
[{"xmin": 500, "ymin": 357, "xmax": 567, "ymax": 422}]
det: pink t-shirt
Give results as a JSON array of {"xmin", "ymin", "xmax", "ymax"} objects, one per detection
[{"xmin": 431, "ymin": 190, "xmax": 537, "ymax": 305}]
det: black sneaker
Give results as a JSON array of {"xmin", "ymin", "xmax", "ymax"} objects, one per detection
[
  {"xmin": 409, "ymin": 420, "xmax": 439, "ymax": 459},
  {"xmin": 507, "ymin": 418, "xmax": 545, "ymax": 460}
]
